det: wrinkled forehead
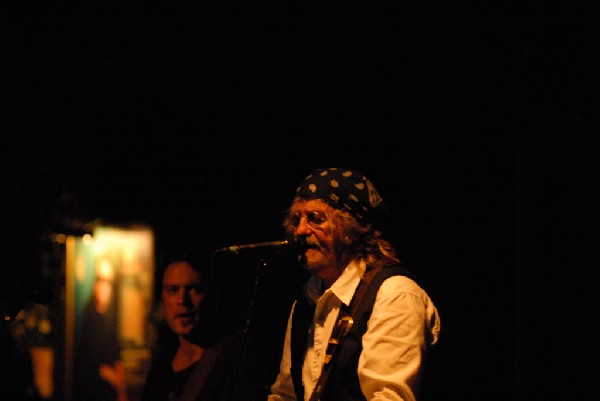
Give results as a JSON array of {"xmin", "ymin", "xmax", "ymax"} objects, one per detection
[{"xmin": 290, "ymin": 198, "xmax": 332, "ymax": 213}]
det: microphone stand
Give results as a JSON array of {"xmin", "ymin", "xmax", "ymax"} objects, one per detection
[{"xmin": 227, "ymin": 257, "xmax": 269, "ymax": 401}]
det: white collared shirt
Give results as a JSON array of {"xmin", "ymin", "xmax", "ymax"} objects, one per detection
[{"xmin": 268, "ymin": 259, "xmax": 441, "ymax": 401}]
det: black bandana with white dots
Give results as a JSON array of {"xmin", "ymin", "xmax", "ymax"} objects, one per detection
[{"xmin": 294, "ymin": 168, "xmax": 389, "ymax": 227}]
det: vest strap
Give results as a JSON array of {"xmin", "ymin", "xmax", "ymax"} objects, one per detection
[{"xmin": 308, "ymin": 264, "xmax": 384, "ymax": 401}]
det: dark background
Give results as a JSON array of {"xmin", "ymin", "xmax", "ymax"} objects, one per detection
[{"xmin": 2, "ymin": 3, "xmax": 598, "ymax": 401}]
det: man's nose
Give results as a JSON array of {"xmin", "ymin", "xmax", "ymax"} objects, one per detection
[
  {"xmin": 294, "ymin": 216, "xmax": 313, "ymax": 235},
  {"xmin": 177, "ymin": 290, "xmax": 192, "ymax": 304}
]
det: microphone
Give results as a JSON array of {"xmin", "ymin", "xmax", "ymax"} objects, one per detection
[{"xmin": 215, "ymin": 236, "xmax": 306, "ymax": 255}]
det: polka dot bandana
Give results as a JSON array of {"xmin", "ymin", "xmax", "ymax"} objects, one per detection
[{"xmin": 294, "ymin": 168, "xmax": 389, "ymax": 227}]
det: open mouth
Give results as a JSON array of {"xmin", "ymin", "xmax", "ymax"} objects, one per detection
[
  {"xmin": 304, "ymin": 237, "xmax": 320, "ymax": 250},
  {"xmin": 176, "ymin": 312, "xmax": 194, "ymax": 319}
]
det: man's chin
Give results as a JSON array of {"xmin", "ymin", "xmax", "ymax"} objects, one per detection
[
  {"xmin": 302, "ymin": 253, "xmax": 327, "ymax": 272},
  {"xmin": 175, "ymin": 325, "xmax": 196, "ymax": 336},
  {"xmin": 304, "ymin": 247, "xmax": 322, "ymax": 259}
]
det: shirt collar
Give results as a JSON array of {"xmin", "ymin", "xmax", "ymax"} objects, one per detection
[{"xmin": 304, "ymin": 258, "xmax": 366, "ymax": 307}]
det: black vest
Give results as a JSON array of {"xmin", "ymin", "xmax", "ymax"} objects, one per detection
[{"xmin": 290, "ymin": 265, "xmax": 415, "ymax": 401}]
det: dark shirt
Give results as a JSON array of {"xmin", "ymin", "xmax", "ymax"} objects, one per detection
[
  {"xmin": 141, "ymin": 336, "xmax": 240, "ymax": 401},
  {"xmin": 143, "ymin": 357, "xmax": 196, "ymax": 401}
]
